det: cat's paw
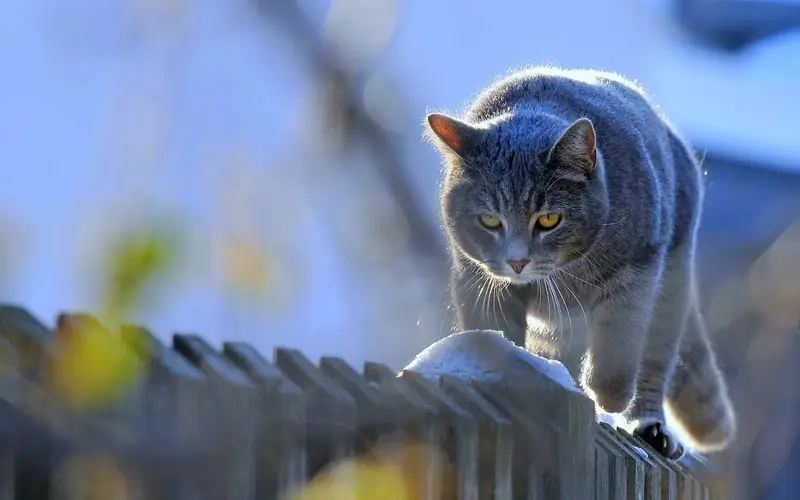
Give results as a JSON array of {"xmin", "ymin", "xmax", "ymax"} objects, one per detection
[
  {"xmin": 582, "ymin": 372, "xmax": 636, "ymax": 414},
  {"xmin": 633, "ymin": 420, "xmax": 685, "ymax": 460}
]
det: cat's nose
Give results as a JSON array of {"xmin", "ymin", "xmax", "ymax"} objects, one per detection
[{"xmin": 507, "ymin": 259, "xmax": 530, "ymax": 274}]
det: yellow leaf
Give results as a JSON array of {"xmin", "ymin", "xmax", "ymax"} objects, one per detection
[
  {"xmin": 287, "ymin": 460, "xmax": 411, "ymax": 500},
  {"xmin": 49, "ymin": 315, "xmax": 143, "ymax": 409},
  {"xmin": 285, "ymin": 441, "xmax": 455, "ymax": 500},
  {"xmin": 102, "ymin": 224, "xmax": 177, "ymax": 318}
]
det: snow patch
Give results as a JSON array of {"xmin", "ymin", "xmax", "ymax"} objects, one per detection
[{"xmin": 402, "ymin": 329, "xmax": 581, "ymax": 393}]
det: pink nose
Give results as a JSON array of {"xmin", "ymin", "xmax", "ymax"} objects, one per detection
[{"xmin": 507, "ymin": 259, "xmax": 530, "ymax": 274}]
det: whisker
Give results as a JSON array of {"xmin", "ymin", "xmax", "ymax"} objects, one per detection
[
  {"xmin": 482, "ymin": 279, "xmax": 494, "ymax": 328},
  {"xmin": 544, "ymin": 276, "xmax": 554, "ymax": 327},
  {"xmin": 551, "ymin": 276, "xmax": 572, "ymax": 356},
  {"xmin": 475, "ymin": 278, "xmax": 489, "ymax": 322},
  {"xmin": 543, "ymin": 278, "xmax": 558, "ymax": 343},
  {"xmin": 495, "ymin": 281, "xmax": 511, "ymax": 336},
  {"xmin": 556, "ymin": 270, "xmax": 589, "ymax": 356},
  {"xmin": 556, "ymin": 266, "xmax": 602, "ymax": 291}
]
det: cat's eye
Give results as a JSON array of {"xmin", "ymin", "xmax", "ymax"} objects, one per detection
[
  {"xmin": 478, "ymin": 214, "xmax": 502, "ymax": 229},
  {"xmin": 535, "ymin": 213, "xmax": 562, "ymax": 230}
]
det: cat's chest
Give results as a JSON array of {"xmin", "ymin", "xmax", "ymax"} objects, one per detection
[
  {"xmin": 526, "ymin": 278, "xmax": 598, "ymax": 312},
  {"xmin": 525, "ymin": 282, "xmax": 594, "ymax": 362},
  {"xmin": 525, "ymin": 280, "xmax": 597, "ymax": 333}
]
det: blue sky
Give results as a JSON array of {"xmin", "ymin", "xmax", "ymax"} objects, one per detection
[{"xmin": 1, "ymin": 0, "xmax": 798, "ymax": 368}]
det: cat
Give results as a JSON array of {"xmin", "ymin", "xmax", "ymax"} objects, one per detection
[{"xmin": 424, "ymin": 66, "xmax": 735, "ymax": 459}]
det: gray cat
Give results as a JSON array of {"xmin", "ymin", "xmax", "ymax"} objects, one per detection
[{"xmin": 424, "ymin": 66, "xmax": 735, "ymax": 459}]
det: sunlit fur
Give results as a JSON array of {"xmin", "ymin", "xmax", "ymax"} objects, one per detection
[{"xmin": 425, "ymin": 66, "xmax": 735, "ymax": 458}]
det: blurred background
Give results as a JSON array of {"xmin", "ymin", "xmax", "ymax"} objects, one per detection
[{"xmin": 1, "ymin": 0, "xmax": 799, "ymax": 497}]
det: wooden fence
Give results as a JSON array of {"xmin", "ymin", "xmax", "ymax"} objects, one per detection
[{"xmin": 0, "ymin": 304, "xmax": 730, "ymax": 499}]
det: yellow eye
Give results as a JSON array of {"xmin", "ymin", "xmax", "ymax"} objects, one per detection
[
  {"xmin": 478, "ymin": 214, "xmax": 502, "ymax": 229},
  {"xmin": 535, "ymin": 213, "xmax": 562, "ymax": 230}
]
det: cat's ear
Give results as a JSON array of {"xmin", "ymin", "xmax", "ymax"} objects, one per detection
[
  {"xmin": 549, "ymin": 118, "xmax": 597, "ymax": 176},
  {"xmin": 425, "ymin": 113, "xmax": 483, "ymax": 159}
]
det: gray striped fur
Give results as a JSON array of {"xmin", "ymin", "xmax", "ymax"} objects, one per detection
[{"xmin": 424, "ymin": 66, "xmax": 735, "ymax": 458}]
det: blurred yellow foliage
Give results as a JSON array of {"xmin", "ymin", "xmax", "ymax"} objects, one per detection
[
  {"xmin": 102, "ymin": 225, "xmax": 177, "ymax": 319},
  {"xmin": 286, "ymin": 440, "xmax": 455, "ymax": 500},
  {"xmin": 221, "ymin": 238, "xmax": 272, "ymax": 298},
  {"xmin": 54, "ymin": 454, "xmax": 131, "ymax": 500},
  {"xmin": 50, "ymin": 225, "xmax": 180, "ymax": 409},
  {"xmin": 288, "ymin": 460, "xmax": 412, "ymax": 500},
  {"xmin": 48, "ymin": 315, "xmax": 143, "ymax": 410}
]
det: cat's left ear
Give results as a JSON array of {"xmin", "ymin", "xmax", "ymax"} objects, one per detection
[
  {"xmin": 549, "ymin": 118, "xmax": 597, "ymax": 176},
  {"xmin": 425, "ymin": 113, "xmax": 483, "ymax": 159}
]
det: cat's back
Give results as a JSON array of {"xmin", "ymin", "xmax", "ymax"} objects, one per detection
[{"xmin": 465, "ymin": 66, "xmax": 663, "ymax": 130}]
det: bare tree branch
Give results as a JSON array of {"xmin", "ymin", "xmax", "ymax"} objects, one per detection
[{"xmin": 253, "ymin": 0, "xmax": 449, "ymax": 284}]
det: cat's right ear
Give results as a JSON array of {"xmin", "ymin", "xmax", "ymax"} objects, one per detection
[
  {"xmin": 548, "ymin": 118, "xmax": 597, "ymax": 178},
  {"xmin": 424, "ymin": 113, "xmax": 483, "ymax": 159}
]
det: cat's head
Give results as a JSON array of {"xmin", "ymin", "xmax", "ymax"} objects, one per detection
[{"xmin": 425, "ymin": 111, "xmax": 609, "ymax": 284}]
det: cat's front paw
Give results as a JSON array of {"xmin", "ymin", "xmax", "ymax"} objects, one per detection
[
  {"xmin": 582, "ymin": 371, "xmax": 636, "ymax": 414},
  {"xmin": 633, "ymin": 420, "xmax": 685, "ymax": 460}
]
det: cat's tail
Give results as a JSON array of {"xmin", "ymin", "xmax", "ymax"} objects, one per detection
[{"xmin": 665, "ymin": 307, "xmax": 736, "ymax": 453}]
